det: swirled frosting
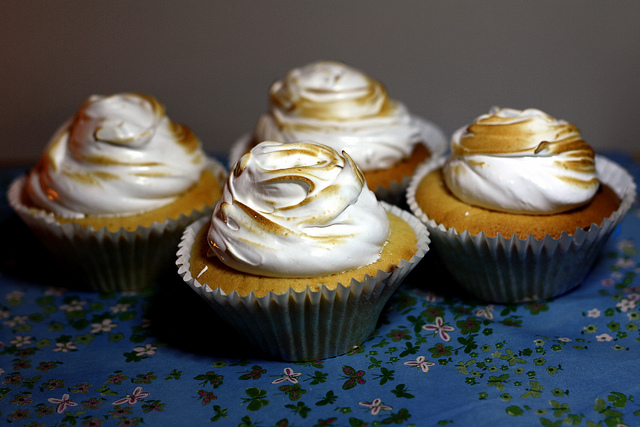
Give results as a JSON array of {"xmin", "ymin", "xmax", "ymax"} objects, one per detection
[
  {"xmin": 443, "ymin": 107, "xmax": 599, "ymax": 214},
  {"xmin": 26, "ymin": 93, "xmax": 208, "ymax": 218},
  {"xmin": 252, "ymin": 61, "xmax": 430, "ymax": 171},
  {"xmin": 208, "ymin": 140, "xmax": 390, "ymax": 278}
]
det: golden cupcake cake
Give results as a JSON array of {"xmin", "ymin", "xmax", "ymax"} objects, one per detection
[
  {"xmin": 229, "ymin": 60, "xmax": 447, "ymax": 203},
  {"xmin": 407, "ymin": 107, "xmax": 636, "ymax": 303},
  {"xmin": 177, "ymin": 140, "xmax": 430, "ymax": 361},
  {"xmin": 8, "ymin": 92, "xmax": 227, "ymax": 291}
]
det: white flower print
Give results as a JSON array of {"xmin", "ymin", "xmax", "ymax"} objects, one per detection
[
  {"xmin": 112, "ymin": 386, "xmax": 150, "ymax": 405},
  {"xmin": 424, "ymin": 291, "xmax": 442, "ymax": 303},
  {"xmin": 596, "ymin": 334, "xmax": 614, "ymax": 342},
  {"xmin": 6, "ymin": 290, "xmax": 25, "ymax": 303},
  {"xmin": 615, "ymin": 258, "xmax": 635, "ymax": 269},
  {"xmin": 423, "ymin": 317, "xmax": 455, "ymax": 341},
  {"xmin": 271, "ymin": 367, "xmax": 302, "ymax": 384},
  {"xmin": 90, "ymin": 318, "xmax": 118, "ymax": 334},
  {"xmin": 59, "ymin": 300, "xmax": 87, "ymax": 312},
  {"xmin": 45, "ymin": 287, "xmax": 66, "ymax": 296},
  {"xmin": 133, "ymin": 343, "xmax": 157, "ymax": 357},
  {"xmin": 616, "ymin": 239, "xmax": 634, "ymax": 251},
  {"xmin": 587, "ymin": 308, "xmax": 601, "ymax": 318},
  {"xmin": 4, "ymin": 315, "xmax": 27, "ymax": 328},
  {"xmin": 53, "ymin": 342, "xmax": 77, "ymax": 352},
  {"xmin": 403, "ymin": 355, "xmax": 436, "ymax": 373},
  {"xmin": 616, "ymin": 299, "xmax": 636, "ymax": 313},
  {"xmin": 110, "ymin": 303, "xmax": 130, "ymax": 314},
  {"xmin": 48, "ymin": 393, "xmax": 78, "ymax": 414},
  {"xmin": 601, "ymin": 278, "xmax": 615, "ymax": 287},
  {"xmin": 627, "ymin": 293, "xmax": 640, "ymax": 302},
  {"xmin": 10, "ymin": 335, "xmax": 32, "ymax": 348},
  {"xmin": 359, "ymin": 398, "xmax": 393, "ymax": 415},
  {"xmin": 475, "ymin": 304, "xmax": 494, "ymax": 320}
]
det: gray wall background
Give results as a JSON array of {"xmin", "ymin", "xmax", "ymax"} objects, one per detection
[{"xmin": 2, "ymin": 1, "xmax": 639, "ymax": 165}]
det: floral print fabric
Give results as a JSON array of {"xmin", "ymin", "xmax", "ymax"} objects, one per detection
[{"xmin": 1, "ymin": 153, "xmax": 639, "ymax": 426}]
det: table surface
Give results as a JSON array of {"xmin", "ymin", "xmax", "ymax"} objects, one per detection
[{"xmin": 1, "ymin": 152, "xmax": 639, "ymax": 427}]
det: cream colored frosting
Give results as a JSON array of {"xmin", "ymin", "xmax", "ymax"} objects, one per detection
[
  {"xmin": 443, "ymin": 107, "xmax": 599, "ymax": 214},
  {"xmin": 208, "ymin": 140, "xmax": 390, "ymax": 277},
  {"xmin": 252, "ymin": 61, "xmax": 434, "ymax": 171},
  {"xmin": 26, "ymin": 93, "xmax": 208, "ymax": 218}
]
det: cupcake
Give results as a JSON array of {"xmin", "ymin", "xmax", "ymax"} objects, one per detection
[
  {"xmin": 229, "ymin": 60, "xmax": 447, "ymax": 203},
  {"xmin": 407, "ymin": 107, "xmax": 636, "ymax": 303},
  {"xmin": 8, "ymin": 92, "xmax": 227, "ymax": 291},
  {"xmin": 177, "ymin": 140, "xmax": 430, "ymax": 361}
]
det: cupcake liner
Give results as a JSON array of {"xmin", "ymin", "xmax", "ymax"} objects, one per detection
[
  {"xmin": 406, "ymin": 155, "xmax": 636, "ymax": 303},
  {"xmin": 7, "ymin": 158, "xmax": 228, "ymax": 292},
  {"xmin": 176, "ymin": 202, "xmax": 430, "ymax": 361},
  {"xmin": 228, "ymin": 117, "xmax": 448, "ymax": 205}
]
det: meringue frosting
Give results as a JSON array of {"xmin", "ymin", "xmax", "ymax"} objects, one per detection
[
  {"xmin": 26, "ymin": 93, "xmax": 208, "ymax": 218},
  {"xmin": 252, "ymin": 61, "xmax": 431, "ymax": 172},
  {"xmin": 443, "ymin": 107, "xmax": 599, "ymax": 214},
  {"xmin": 208, "ymin": 140, "xmax": 390, "ymax": 278}
]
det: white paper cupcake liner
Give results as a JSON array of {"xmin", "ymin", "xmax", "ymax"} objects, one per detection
[
  {"xmin": 228, "ymin": 117, "xmax": 448, "ymax": 205},
  {"xmin": 176, "ymin": 203, "xmax": 430, "ymax": 361},
  {"xmin": 406, "ymin": 155, "xmax": 636, "ymax": 303},
  {"xmin": 7, "ymin": 159, "xmax": 228, "ymax": 292}
]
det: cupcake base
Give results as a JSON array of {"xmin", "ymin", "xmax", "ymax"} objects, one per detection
[
  {"xmin": 407, "ymin": 155, "xmax": 636, "ymax": 303},
  {"xmin": 176, "ymin": 203, "xmax": 430, "ymax": 361},
  {"xmin": 8, "ymin": 159, "xmax": 227, "ymax": 292}
]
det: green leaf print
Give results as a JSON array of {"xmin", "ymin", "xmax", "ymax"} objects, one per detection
[
  {"xmin": 391, "ymin": 384, "xmax": 415, "ymax": 399},
  {"xmin": 539, "ymin": 417, "xmax": 563, "ymax": 426},
  {"xmin": 521, "ymin": 380, "xmax": 544, "ymax": 399},
  {"xmin": 455, "ymin": 359, "xmax": 475, "ymax": 375},
  {"xmin": 238, "ymin": 365, "xmax": 266, "ymax": 380},
  {"xmin": 242, "ymin": 387, "xmax": 269, "ymax": 411},
  {"xmin": 487, "ymin": 374, "xmax": 510, "ymax": 391},
  {"xmin": 210, "ymin": 405, "xmax": 228, "ymax": 422},
  {"xmin": 340, "ymin": 365, "xmax": 365, "ymax": 390},
  {"xmin": 278, "ymin": 384, "xmax": 307, "ymax": 401},
  {"xmin": 285, "ymin": 401, "xmax": 311, "ymax": 418},
  {"xmin": 382, "ymin": 407, "xmax": 412, "ymax": 424},
  {"xmin": 399, "ymin": 342, "xmax": 420, "ymax": 357},
  {"xmin": 316, "ymin": 390, "xmax": 338, "ymax": 406},
  {"xmin": 428, "ymin": 343, "xmax": 453, "ymax": 358},
  {"xmin": 306, "ymin": 370, "xmax": 328, "ymax": 385},
  {"xmin": 164, "ymin": 369, "xmax": 182, "ymax": 380},
  {"xmin": 373, "ymin": 367, "xmax": 395, "ymax": 385},
  {"xmin": 456, "ymin": 317, "xmax": 482, "ymax": 334},
  {"xmin": 607, "ymin": 391, "xmax": 628, "ymax": 408},
  {"xmin": 194, "ymin": 371, "xmax": 224, "ymax": 388},
  {"xmin": 500, "ymin": 349, "xmax": 526, "ymax": 366},
  {"xmin": 238, "ymin": 415, "xmax": 258, "ymax": 427},
  {"xmin": 506, "ymin": 405, "xmax": 524, "ymax": 416}
]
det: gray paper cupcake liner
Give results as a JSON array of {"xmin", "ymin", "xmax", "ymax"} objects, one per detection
[
  {"xmin": 7, "ymin": 159, "xmax": 227, "ymax": 292},
  {"xmin": 176, "ymin": 202, "xmax": 430, "ymax": 361},
  {"xmin": 406, "ymin": 155, "xmax": 636, "ymax": 303}
]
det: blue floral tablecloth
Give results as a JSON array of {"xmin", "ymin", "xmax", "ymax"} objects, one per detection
[{"xmin": 1, "ymin": 153, "xmax": 639, "ymax": 427}]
